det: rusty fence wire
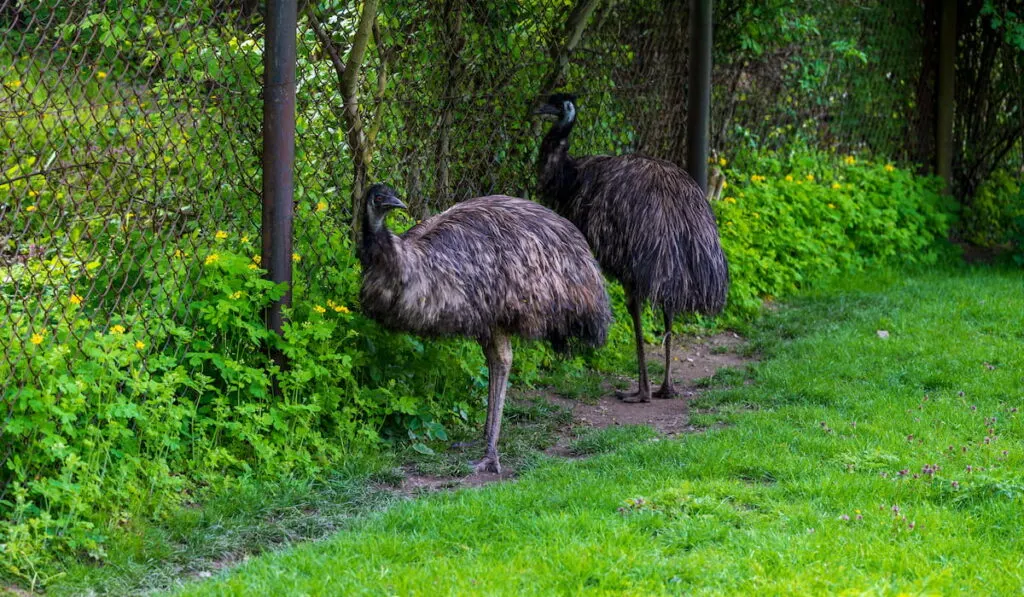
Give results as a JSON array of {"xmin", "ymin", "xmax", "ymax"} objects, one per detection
[{"xmin": 2, "ymin": 0, "xmax": 1022, "ymax": 511}]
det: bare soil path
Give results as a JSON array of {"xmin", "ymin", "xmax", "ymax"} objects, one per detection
[{"xmin": 397, "ymin": 332, "xmax": 754, "ymax": 493}]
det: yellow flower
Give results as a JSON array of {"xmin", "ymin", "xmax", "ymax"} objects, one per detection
[
  {"xmin": 333, "ymin": 305, "xmax": 350, "ymax": 314},
  {"xmin": 97, "ymin": 71, "xmax": 107, "ymax": 79},
  {"xmin": 110, "ymin": 324, "xmax": 126, "ymax": 335},
  {"xmin": 726, "ymin": 221, "xmax": 734, "ymax": 226},
  {"xmin": 718, "ymin": 157, "xmax": 727, "ymax": 167},
  {"xmin": 724, "ymin": 197, "xmax": 737, "ymax": 204},
  {"xmin": 30, "ymin": 331, "xmax": 45, "ymax": 345},
  {"xmin": 785, "ymin": 174, "xmax": 794, "ymax": 182},
  {"xmin": 722, "ymin": 181, "xmax": 728, "ymax": 189},
  {"xmin": 240, "ymin": 235, "xmax": 249, "ymax": 243},
  {"xmin": 316, "ymin": 201, "xmax": 328, "ymax": 213},
  {"xmin": 215, "ymin": 230, "xmax": 229, "ymax": 240},
  {"xmin": 204, "ymin": 253, "xmax": 220, "ymax": 266},
  {"xmin": 832, "ymin": 183, "xmax": 842, "ymax": 190},
  {"xmin": 313, "ymin": 305, "xmax": 326, "ymax": 314},
  {"xmin": 25, "ymin": 205, "xmax": 37, "ymax": 212},
  {"xmin": 28, "ymin": 190, "xmax": 38, "ymax": 197},
  {"xmin": 69, "ymin": 294, "xmax": 83, "ymax": 305},
  {"xmin": 750, "ymin": 175, "xmax": 765, "ymax": 183},
  {"xmin": 174, "ymin": 249, "xmax": 183, "ymax": 258},
  {"xmin": 292, "ymin": 252, "xmax": 301, "ymax": 262},
  {"xmin": 806, "ymin": 174, "xmax": 815, "ymax": 182},
  {"xmin": 135, "ymin": 340, "xmax": 146, "ymax": 350},
  {"xmin": 247, "ymin": 264, "xmax": 258, "ymax": 270},
  {"xmin": 884, "ymin": 164, "xmax": 896, "ymax": 172},
  {"xmin": 844, "ymin": 156, "xmax": 856, "ymax": 165},
  {"xmin": 6, "ymin": 80, "xmax": 21, "ymax": 89},
  {"xmin": 230, "ymin": 291, "xmax": 243, "ymax": 300},
  {"xmin": 252, "ymin": 255, "xmax": 261, "ymax": 265},
  {"xmin": 828, "ymin": 203, "xmax": 836, "ymax": 209}
]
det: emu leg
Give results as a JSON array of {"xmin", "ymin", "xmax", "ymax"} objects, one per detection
[
  {"xmin": 474, "ymin": 333, "xmax": 512, "ymax": 474},
  {"xmin": 653, "ymin": 310, "xmax": 677, "ymax": 399},
  {"xmin": 616, "ymin": 295, "xmax": 651, "ymax": 403}
]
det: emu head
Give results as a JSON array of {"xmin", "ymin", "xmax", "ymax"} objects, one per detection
[
  {"xmin": 364, "ymin": 183, "xmax": 406, "ymax": 232},
  {"xmin": 534, "ymin": 93, "xmax": 577, "ymax": 127}
]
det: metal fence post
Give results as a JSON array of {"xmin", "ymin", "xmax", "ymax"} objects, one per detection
[
  {"xmin": 686, "ymin": 0, "xmax": 712, "ymax": 193},
  {"xmin": 262, "ymin": 0, "xmax": 297, "ymax": 351},
  {"xmin": 936, "ymin": 0, "xmax": 956, "ymax": 194}
]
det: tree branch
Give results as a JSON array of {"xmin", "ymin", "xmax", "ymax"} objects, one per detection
[
  {"xmin": 537, "ymin": 0, "xmax": 603, "ymax": 99},
  {"xmin": 306, "ymin": 0, "xmax": 380, "ymax": 237}
]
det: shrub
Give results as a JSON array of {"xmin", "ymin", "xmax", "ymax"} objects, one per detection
[
  {"xmin": 713, "ymin": 147, "xmax": 956, "ymax": 317},
  {"xmin": 959, "ymin": 169, "xmax": 1024, "ymax": 251}
]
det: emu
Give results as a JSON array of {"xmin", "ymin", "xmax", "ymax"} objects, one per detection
[
  {"xmin": 359, "ymin": 183, "xmax": 612, "ymax": 473},
  {"xmin": 535, "ymin": 93, "xmax": 729, "ymax": 403}
]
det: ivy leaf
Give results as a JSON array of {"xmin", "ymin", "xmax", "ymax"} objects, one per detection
[{"xmin": 412, "ymin": 442, "xmax": 434, "ymax": 455}]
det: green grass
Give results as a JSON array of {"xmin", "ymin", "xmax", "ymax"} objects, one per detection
[
  {"xmin": 169, "ymin": 265, "xmax": 1024, "ymax": 595},
  {"xmin": 569, "ymin": 425, "xmax": 660, "ymax": 456}
]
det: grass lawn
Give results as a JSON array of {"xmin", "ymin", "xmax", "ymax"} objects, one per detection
[{"xmin": 170, "ymin": 265, "xmax": 1024, "ymax": 595}]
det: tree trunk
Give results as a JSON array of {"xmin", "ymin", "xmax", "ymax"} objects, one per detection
[{"xmin": 910, "ymin": 0, "xmax": 938, "ymax": 172}]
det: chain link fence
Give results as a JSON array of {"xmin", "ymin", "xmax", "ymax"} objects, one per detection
[{"xmin": 2, "ymin": 0, "xmax": 1022, "ymax": 529}]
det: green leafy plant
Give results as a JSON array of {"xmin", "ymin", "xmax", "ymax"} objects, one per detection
[{"xmin": 713, "ymin": 146, "xmax": 956, "ymax": 317}]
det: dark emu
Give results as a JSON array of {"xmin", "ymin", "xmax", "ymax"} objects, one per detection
[
  {"xmin": 535, "ymin": 94, "xmax": 729, "ymax": 403},
  {"xmin": 359, "ymin": 184, "xmax": 612, "ymax": 473}
]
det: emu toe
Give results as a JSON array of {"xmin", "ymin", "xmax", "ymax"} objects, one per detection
[
  {"xmin": 473, "ymin": 455, "xmax": 502, "ymax": 474},
  {"xmin": 653, "ymin": 383, "xmax": 677, "ymax": 399},
  {"xmin": 615, "ymin": 387, "xmax": 651, "ymax": 403}
]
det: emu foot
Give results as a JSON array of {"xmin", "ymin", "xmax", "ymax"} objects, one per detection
[
  {"xmin": 615, "ymin": 387, "xmax": 651, "ymax": 403},
  {"xmin": 473, "ymin": 455, "xmax": 501, "ymax": 474},
  {"xmin": 653, "ymin": 383, "xmax": 677, "ymax": 399}
]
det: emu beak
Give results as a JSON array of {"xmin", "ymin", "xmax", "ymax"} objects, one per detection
[
  {"xmin": 381, "ymin": 194, "xmax": 406, "ymax": 210},
  {"xmin": 533, "ymin": 104, "xmax": 561, "ymax": 116}
]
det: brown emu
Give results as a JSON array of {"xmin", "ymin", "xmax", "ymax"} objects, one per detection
[
  {"xmin": 535, "ymin": 94, "xmax": 728, "ymax": 403},
  {"xmin": 359, "ymin": 184, "xmax": 612, "ymax": 473}
]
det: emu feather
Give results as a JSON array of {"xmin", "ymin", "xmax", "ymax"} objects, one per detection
[
  {"xmin": 535, "ymin": 94, "xmax": 729, "ymax": 403},
  {"xmin": 359, "ymin": 184, "xmax": 611, "ymax": 472}
]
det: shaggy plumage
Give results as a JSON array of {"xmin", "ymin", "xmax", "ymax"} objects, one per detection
[
  {"xmin": 535, "ymin": 93, "xmax": 729, "ymax": 403},
  {"xmin": 359, "ymin": 184, "xmax": 611, "ymax": 472}
]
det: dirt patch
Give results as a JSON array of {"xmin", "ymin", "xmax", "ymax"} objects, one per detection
[
  {"xmin": 546, "ymin": 332, "xmax": 750, "ymax": 436},
  {"xmin": 2, "ymin": 585, "xmax": 37, "ymax": 597},
  {"xmin": 392, "ymin": 332, "xmax": 754, "ymax": 495},
  {"xmin": 397, "ymin": 467, "xmax": 515, "ymax": 496}
]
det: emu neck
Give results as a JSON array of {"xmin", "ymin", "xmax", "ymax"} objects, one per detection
[
  {"xmin": 538, "ymin": 117, "xmax": 578, "ymax": 206},
  {"xmin": 360, "ymin": 210, "xmax": 398, "ymax": 268}
]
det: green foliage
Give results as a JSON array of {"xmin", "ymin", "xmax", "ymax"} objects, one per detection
[
  {"xmin": 714, "ymin": 147, "xmax": 956, "ymax": 316},
  {"xmin": 714, "ymin": 0, "xmax": 924, "ymax": 158}
]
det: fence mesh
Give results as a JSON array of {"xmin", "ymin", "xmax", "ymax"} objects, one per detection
[{"xmin": 1, "ymin": 0, "xmax": 1022, "ymax": 529}]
